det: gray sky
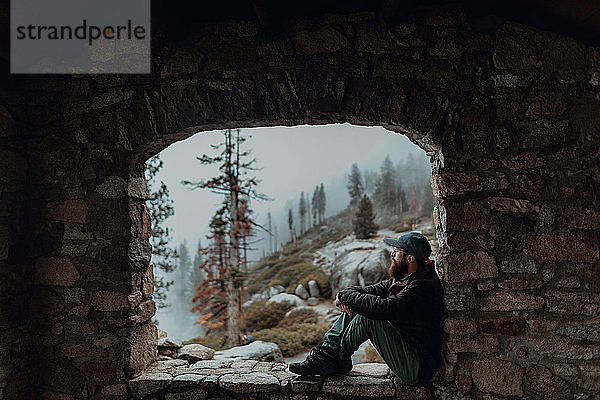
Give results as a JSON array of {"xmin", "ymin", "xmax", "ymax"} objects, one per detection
[{"xmin": 153, "ymin": 123, "xmax": 425, "ymax": 255}]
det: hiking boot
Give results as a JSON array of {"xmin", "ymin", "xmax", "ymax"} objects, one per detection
[{"xmin": 289, "ymin": 345, "xmax": 353, "ymax": 376}]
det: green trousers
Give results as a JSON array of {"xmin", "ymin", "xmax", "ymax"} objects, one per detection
[{"xmin": 322, "ymin": 311, "xmax": 420, "ymax": 383}]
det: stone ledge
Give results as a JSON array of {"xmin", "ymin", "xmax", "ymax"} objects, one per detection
[{"xmin": 129, "ymin": 360, "xmax": 432, "ymax": 399}]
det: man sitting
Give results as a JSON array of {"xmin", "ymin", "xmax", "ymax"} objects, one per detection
[{"xmin": 289, "ymin": 231, "xmax": 444, "ymax": 384}]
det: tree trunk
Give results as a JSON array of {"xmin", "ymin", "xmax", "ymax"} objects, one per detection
[{"xmin": 226, "ymin": 278, "xmax": 240, "ymax": 347}]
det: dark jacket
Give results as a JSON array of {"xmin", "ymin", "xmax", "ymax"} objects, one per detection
[{"xmin": 337, "ymin": 261, "xmax": 444, "ymax": 383}]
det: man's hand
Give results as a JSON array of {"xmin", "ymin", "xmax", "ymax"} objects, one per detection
[
  {"xmin": 335, "ymin": 293, "xmax": 342, "ymax": 307},
  {"xmin": 335, "ymin": 293, "xmax": 351, "ymax": 316}
]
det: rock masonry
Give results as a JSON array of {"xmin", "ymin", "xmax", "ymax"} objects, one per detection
[
  {"xmin": 0, "ymin": 3, "xmax": 599, "ymax": 399},
  {"xmin": 129, "ymin": 359, "xmax": 432, "ymax": 400}
]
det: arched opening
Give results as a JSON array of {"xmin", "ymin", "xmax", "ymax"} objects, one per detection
[{"xmin": 145, "ymin": 124, "xmax": 437, "ymax": 356}]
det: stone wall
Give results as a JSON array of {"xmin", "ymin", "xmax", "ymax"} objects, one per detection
[
  {"xmin": 128, "ymin": 359, "xmax": 432, "ymax": 400},
  {"xmin": 0, "ymin": 4, "xmax": 598, "ymax": 399},
  {"xmin": 0, "ymin": 102, "xmax": 34, "ymax": 398}
]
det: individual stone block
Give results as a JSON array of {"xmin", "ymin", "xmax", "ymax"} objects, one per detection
[
  {"xmin": 177, "ymin": 344, "xmax": 215, "ymax": 362},
  {"xmin": 481, "ymin": 317, "xmax": 526, "ymax": 336},
  {"xmin": 393, "ymin": 377, "xmax": 433, "ymax": 399},
  {"xmin": 524, "ymin": 365, "xmax": 572, "ymax": 400},
  {"xmin": 493, "ymin": 37, "xmax": 538, "ymax": 70},
  {"xmin": 165, "ymin": 388, "xmax": 208, "ymax": 400},
  {"xmin": 472, "ymin": 358, "xmax": 523, "ymax": 397},
  {"xmin": 349, "ymin": 363, "xmax": 391, "ymax": 378},
  {"xmin": 562, "ymin": 207, "xmax": 600, "ymax": 230},
  {"xmin": 218, "ymin": 372, "xmax": 280, "ymax": 393},
  {"xmin": 444, "ymin": 251, "xmax": 498, "ymax": 283},
  {"xmin": 158, "ymin": 337, "xmax": 183, "ymax": 357},
  {"xmin": 129, "ymin": 323, "xmax": 158, "ymax": 376},
  {"xmin": 545, "ymin": 291, "xmax": 600, "ymax": 317},
  {"xmin": 91, "ymin": 89, "xmax": 134, "ymax": 109},
  {"xmin": 356, "ymin": 26, "xmax": 395, "ymax": 54},
  {"xmin": 543, "ymin": 36, "xmax": 586, "ymax": 73},
  {"xmin": 555, "ymin": 324, "xmax": 600, "ymax": 342},
  {"xmin": 497, "ymin": 278, "xmax": 542, "ymax": 290},
  {"xmin": 307, "ymin": 280, "xmax": 320, "ymax": 298},
  {"xmin": 483, "ymin": 290, "xmax": 544, "ymax": 311},
  {"xmin": 129, "ymin": 372, "xmax": 172, "ymax": 398},
  {"xmin": 322, "ymin": 375, "xmax": 395, "ymax": 397},
  {"xmin": 214, "ymin": 341, "xmax": 283, "ymax": 362},
  {"xmin": 530, "ymin": 338, "xmax": 600, "ymax": 360},
  {"xmin": 34, "ymin": 257, "xmax": 80, "ymax": 286},
  {"xmin": 290, "ymin": 376, "xmax": 320, "ymax": 392},
  {"xmin": 128, "ymin": 177, "xmax": 151, "ymax": 199},
  {"xmin": 446, "ymin": 337, "xmax": 500, "ymax": 354},
  {"xmin": 500, "ymin": 254, "xmax": 537, "ymax": 274},
  {"xmin": 521, "ymin": 119, "xmax": 573, "ymax": 148},
  {"xmin": 443, "ymin": 318, "xmax": 478, "ymax": 337},
  {"xmin": 444, "ymin": 284, "xmax": 477, "ymax": 311},
  {"xmin": 44, "ymin": 200, "xmax": 88, "ymax": 223},
  {"xmin": 295, "ymin": 284, "xmax": 310, "ymax": 300},
  {"xmin": 488, "ymin": 197, "xmax": 538, "ymax": 213},
  {"xmin": 443, "ymin": 201, "xmax": 490, "ymax": 231},
  {"xmin": 95, "ymin": 176, "xmax": 127, "ymax": 198},
  {"xmin": 91, "ymin": 290, "xmax": 128, "ymax": 311},
  {"xmin": 189, "ymin": 359, "xmax": 232, "ymax": 370},
  {"xmin": 307, "ymin": 297, "xmax": 319, "ymax": 306},
  {"xmin": 171, "ymin": 374, "xmax": 205, "ymax": 390},
  {"xmin": 147, "ymin": 359, "xmax": 188, "ymax": 377},
  {"xmin": 293, "ymin": 27, "xmax": 351, "ymax": 55}
]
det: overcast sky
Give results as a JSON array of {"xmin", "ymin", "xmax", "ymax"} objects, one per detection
[{"xmin": 152, "ymin": 123, "xmax": 427, "ymax": 256}]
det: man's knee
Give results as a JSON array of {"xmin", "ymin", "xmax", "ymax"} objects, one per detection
[{"xmin": 349, "ymin": 313, "xmax": 379, "ymax": 331}]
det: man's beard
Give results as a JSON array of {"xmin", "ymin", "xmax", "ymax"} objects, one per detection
[{"xmin": 388, "ymin": 256, "xmax": 408, "ymax": 280}]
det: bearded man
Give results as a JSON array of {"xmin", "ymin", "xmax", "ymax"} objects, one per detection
[{"xmin": 289, "ymin": 231, "xmax": 444, "ymax": 384}]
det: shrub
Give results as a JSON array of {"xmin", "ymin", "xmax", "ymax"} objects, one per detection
[
  {"xmin": 241, "ymin": 299, "xmax": 294, "ymax": 331},
  {"xmin": 278, "ymin": 308, "xmax": 318, "ymax": 326},
  {"xmin": 183, "ymin": 333, "xmax": 229, "ymax": 350},
  {"xmin": 250, "ymin": 323, "xmax": 329, "ymax": 357}
]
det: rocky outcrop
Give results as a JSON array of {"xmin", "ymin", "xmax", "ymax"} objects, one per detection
[
  {"xmin": 295, "ymin": 284, "xmax": 310, "ymax": 300},
  {"xmin": 129, "ymin": 359, "xmax": 432, "ymax": 399},
  {"xmin": 243, "ymin": 285, "xmax": 286, "ymax": 309},
  {"xmin": 308, "ymin": 279, "xmax": 320, "ymax": 297},
  {"xmin": 267, "ymin": 293, "xmax": 306, "ymax": 307},
  {"xmin": 316, "ymin": 235, "xmax": 391, "ymax": 297},
  {"xmin": 214, "ymin": 341, "xmax": 284, "ymax": 362}
]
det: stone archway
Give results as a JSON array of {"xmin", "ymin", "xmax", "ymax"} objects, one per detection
[{"xmin": 1, "ymin": 4, "xmax": 599, "ymax": 399}]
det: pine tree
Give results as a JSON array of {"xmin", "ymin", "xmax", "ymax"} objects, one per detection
[
  {"xmin": 421, "ymin": 176, "xmax": 436, "ymax": 217},
  {"xmin": 191, "ymin": 208, "xmax": 228, "ymax": 335},
  {"xmin": 266, "ymin": 212, "xmax": 273, "ymax": 254},
  {"xmin": 346, "ymin": 163, "xmax": 364, "ymax": 208},
  {"xmin": 288, "ymin": 208, "xmax": 295, "ymax": 244},
  {"xmin": 192, "ymin": 239, "xmax": 205, "ymax": 287},
  {"xmin": 408, "ymin": 182, "xmax": 421, "ymax": 216},
  {"xmin": 145, "ymin": 155, "xmax": 178, "ymax": 309},
  {"xmin": 183, "ymin": 128, "xmax": 266, "ymax": 346},
  {"xmin": 353, "ymin": 195, "xmax": 379, "ymax": 239},
  {"xmin": 363, "ymin": 169, "xmax": 378, "ymax": 195},
  {"xmin": 311, "ymin": 186, "xmax": 319, "ymax": 225},
  {"xmin": 299, "ymin": 192, "xmax": 307, "ymax": 236},
  {"xmin": 373, "ymin": 155, "xmax": 399, "ymax": 218},
  {"xmin": 177, "ymin": 241, "xmax": 194, "ymax": 314},
  {"xmin": 318, "ymin": 183, "xmax": 326, "ymax": 223}
]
